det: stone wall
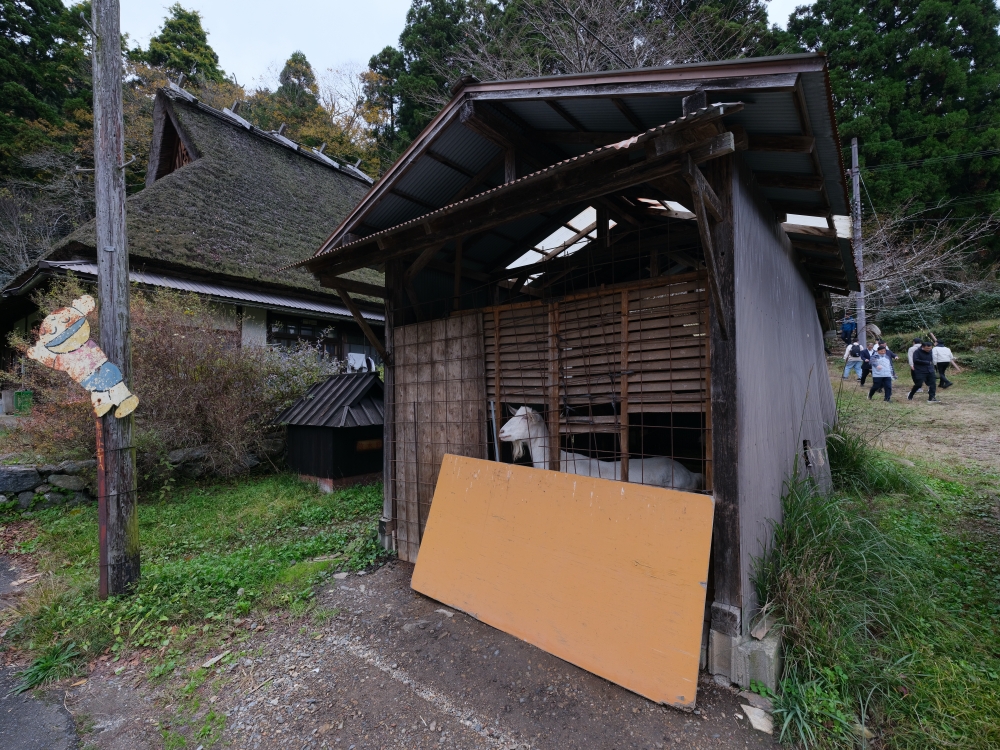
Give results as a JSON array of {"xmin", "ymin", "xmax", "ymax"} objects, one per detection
[{"xmin": 0, "ymin": 461, "xmax": 97, "ymax": 513}]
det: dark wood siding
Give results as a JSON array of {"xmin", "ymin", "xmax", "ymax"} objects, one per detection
[
  {"xmin": 732, "ymin": 155, "xmax": 837, "ymax": 627},
  {"xmin": 287, "ymin": 424, "xmax": 384, "ymax": 479}
]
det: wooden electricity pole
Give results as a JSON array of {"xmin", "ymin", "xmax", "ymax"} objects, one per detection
[
  {"xmin": 92, "ymin": 0, "xmax": 139, "ymax": 597},
  {"xmin": 851, "ymin": 138, "xmax": 867, "ymax": 348}
]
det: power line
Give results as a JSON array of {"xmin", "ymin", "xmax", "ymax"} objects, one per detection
[
  {"xmin": 549, "ymin": 0, "xmax": 630, "ymax": 67},
  {"xmin": 860, "ymin": 148, "xmax": 1000, "ymax": 173}
]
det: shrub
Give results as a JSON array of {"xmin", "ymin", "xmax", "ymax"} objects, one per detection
[
  {"xmin": 965, "ymin": 349, "xmax": 1000, "ymax": 374},
  {"xmin": 1, "ymin": 278, "xmax": 342, "ymax": 485},
  {"xmin": 939, "ymin": 291, "xmax": 1000, "ymax": 324}
]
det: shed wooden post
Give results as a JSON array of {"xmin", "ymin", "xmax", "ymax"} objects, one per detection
[
  {"xmin": 547, "ymin": 306, "xmax": 560, "ymax": 471},
  {"xmin": 619, "ymin": 290, "xmax": 629, "ymax": 482},
  {"xmin": 705, "ymin": 153, "xmax": 741, "ymax": 639},
  {"xmin": 93, "ymin": 0, "xmax": 139, "ymax": 597},
  {"xmin": 381, "ymin": 260, "xmax": 398, "ymax": 551}
]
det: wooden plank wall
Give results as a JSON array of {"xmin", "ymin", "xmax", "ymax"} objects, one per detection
[
  {"xmin": 484, "ymin": 274, "xmax": 710, "ymax": 482},
  {"xmin": 392, "ymin": 312, "xmax": 488, "ymax": 562}
]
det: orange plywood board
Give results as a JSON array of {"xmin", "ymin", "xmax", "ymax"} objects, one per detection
[{"xmin": 411, "ymin": 455, "xmax": 714, "ymax": 708}]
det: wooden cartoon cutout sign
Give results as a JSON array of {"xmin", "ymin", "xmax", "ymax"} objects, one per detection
[{"xmin": 26, "ymin": 295, "xmax": 139, "ymax": 418}]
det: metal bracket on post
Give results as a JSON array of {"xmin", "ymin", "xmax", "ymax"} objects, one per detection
[
  {"xmin": 681, "ymin": 152, "xmax": 731, "ymax": 339},
  {"xmin": 80, "ymin": 12, "xmax": 99, "ymax": 38}
]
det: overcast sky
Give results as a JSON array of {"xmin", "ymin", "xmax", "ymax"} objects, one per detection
[
  {"xmin": 119, "ymin": 1, "xmax": 413, "ymax": 87},
  {"xmin": 115, "ymin": 1, "xmax": 804, "ymax": 89}
]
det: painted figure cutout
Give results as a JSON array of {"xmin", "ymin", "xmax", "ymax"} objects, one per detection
[{"xmin": 26, "ymin": 295, "xmax": 139, "ymax": 418}]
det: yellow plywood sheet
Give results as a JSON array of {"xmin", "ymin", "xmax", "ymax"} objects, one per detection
[{"xmin": 411, "ymin": 455, "xmax": 714, "ymax": 708}]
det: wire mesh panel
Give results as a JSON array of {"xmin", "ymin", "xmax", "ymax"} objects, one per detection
[
  {"xmin": 484, "ymin": 272, "xmax": 710, "ymax": 491},
  {"xmin": 392, "ymin": 312, "xmax": 487, "ymax": 562}
]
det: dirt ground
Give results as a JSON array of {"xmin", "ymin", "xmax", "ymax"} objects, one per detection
[
  {"xmin": 45, "ymin": 560, "xmax": 777, "ymax": 750},
  {"xmin": 829, "ymin": 357, "xmax": 1000, "ymax": 474}
]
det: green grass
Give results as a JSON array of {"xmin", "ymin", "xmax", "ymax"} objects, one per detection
[
  {"xmin": 758, "ymin": 423, "xmax": 1000, "ymax": 748},
  {"xmin": 3, "ymin": 475, "xmax": 387, "ymax": 667}
]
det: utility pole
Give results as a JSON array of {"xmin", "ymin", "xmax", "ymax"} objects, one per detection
[
  {"xmin": 92, "ymin": 0, "xmax": 139, "ymax": 597},
  {"xmin": 851, "ymin": 138, "xmax": 867, "ymax": 348}
]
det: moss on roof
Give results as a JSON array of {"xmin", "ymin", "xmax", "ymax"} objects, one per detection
[{"xmin": 54, "ymin": 89, "xmax": 380, "ymax": 295}]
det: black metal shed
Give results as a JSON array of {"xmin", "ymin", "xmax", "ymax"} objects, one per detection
[{"xmin": 277, "ymin": 373, "xmax": 384, "ymax": 488}]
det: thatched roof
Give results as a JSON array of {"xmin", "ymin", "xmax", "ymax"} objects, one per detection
[{"xmin": 51, "ymin": 86, "xmax": 381, "ymax": 296}]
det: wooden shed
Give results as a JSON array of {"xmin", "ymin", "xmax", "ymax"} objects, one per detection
[
  {"xmin": 277, "ymin": 373, "xmax": 384, "ymax": 490},
  {"xmin": 289, "ymin": 53, "xmax": 855, "ymax": 678}
]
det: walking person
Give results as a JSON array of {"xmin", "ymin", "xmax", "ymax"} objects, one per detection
[
  {"xmin": 907, "ymin": 337, "xmax": 924, "ymax": 394},
  {"xmin": 908, "ymin": 341, "xmax": 939, "ymax": 402},
  {"xmin": 842, "ymin": 338, "xmax": 864, "ymax": 381},
  {"xmin": 841, "ymin": 314, "xmax": 856, "ymax": 345},
  {"xmin": 859, "ymin": 340, "xmax": 875, "ymax": 386},
  {"xmin": 868, "ymin": 344, "xmax": 895, "ymax": 402},
  {"xmin": 932, "ymin": 341, "xmax": 961, "ymax": 388}
]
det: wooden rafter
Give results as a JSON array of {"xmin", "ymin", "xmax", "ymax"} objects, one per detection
[
  {"xmin": 747, "ymin": 134, "xmax": 815, "ymax": 153},
  {"xmin": 681, "ymin": 152, "xmax": 731, "ymax": 339},
  {"xmin": 305, "ymin": 127, "xmax": 738, "ymax": 279},
  {"xmin": 611, "ymin": 97, "xmax": 646, "ymax": 131},
  {"xmin": 316, "ymin": 275, "xmax": 386, "ymax": 299},
  {"xmin": 332, "ymin": 286, "xmax": 389, "ymax": 363}
]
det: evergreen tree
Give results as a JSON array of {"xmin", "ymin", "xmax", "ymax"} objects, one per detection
[
  {"xmin": 0, "ymin": 0, "xmax": 92, "ymax": 176},
  {"xmin": 132, "ymin": 3, "xmax": 224, "ymax": 83},
  {"xmin": 787, "ymin": 0, "xmax": 1000, "ymax": 220},
  {"xmin": 277, "ymin": 51, "xmax": 319, "ymax": 110}
]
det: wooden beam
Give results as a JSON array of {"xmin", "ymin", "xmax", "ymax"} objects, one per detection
[
  {"xmin": 309, "ymin": 131, "xmax": 737, "ymax": 279},
  {"xmin": 546, "ymin": 100, "xmax": 588, "ymax": 131},
  {"xmin": 681, "ymin": 152, "xmax": 730, "ymax": 339},
  {"xmin": 611, "ymin": 97, "xmax": 646, "ymax": 131},
  {"xmin": 404, "ymin": 244, "xmax": 444, "ymax": 283},
  {"xmin": 425, "ymin": 149, "xmax": 474, "ymax": 178},
  {"xmin": 505, "ymin": 148, "xmax": 516, "ymax": 183},
  {"xmin": 755, "ymin": 172, "xmax": 825, "ymax": 191},
  {"xmin": 487, "ymin": 204, "xmax": 591, "ymax": 273},
  {"xmin": 682, "ymin": 159, "xmax": 723, "ymax": 222},
  {"xmin": 317, "ymin": 276, "xmax": 386, "ymax": 299},
  {"xmin": 747, "ymin": 134, "xmax": 815, "ymax": 153},
  {"xmin": 529, "ymin": 130, "xmax": 638, "ymax": 145},
  {"xmin": 453, "ymin": 238, "xmax": 463, "ymax": 310},
  {"xmin": 391, "ymin": 187, "xmax": 437, "ymax": 211},
  {"xmin": 451, "ymin": 152, "xmax": 505, "ymax": 202},
  {"xmin": 791, "ymin": 239, "xmax": 842, "ymax": 256},
  {"xmin": 333, "ymin": 287, "xmax": 388, "ymax": 363},
  {"xmin": 767, "ymin": 199, "xmax": 830, "ymax": 218},
  {"xmin": 783, "ymin": 223, "xmax": 836, "ymax": 239}
]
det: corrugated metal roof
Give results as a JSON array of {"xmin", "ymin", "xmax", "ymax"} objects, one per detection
[
  {"xmin": 304, "ymin": 54, "xmax": 856, "ymax": 294},
  {"xmin": 276, "ymin": 372, "xmax": 384, "ymax": 428},
  {"xmin": 42, "ymin": 261, "xmax": 384, "ymax": 322}
]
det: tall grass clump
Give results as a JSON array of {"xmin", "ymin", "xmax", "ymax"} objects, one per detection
[{"xmin": 758, "ymin": 421, "xmax": 1000, "ymax": 748}]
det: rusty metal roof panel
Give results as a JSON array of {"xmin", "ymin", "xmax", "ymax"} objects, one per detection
[
  {"xmin": 42, "ymin": 261, "xmax": 384, "ymax": 322},
  {"xmin": 277, "ymin": 372, "xmax": 384, "ymax": 428}
]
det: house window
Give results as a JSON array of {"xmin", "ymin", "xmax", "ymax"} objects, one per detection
[{"xmin": 267, "ymin": 313, "xmax": 338, "ymax": 359}]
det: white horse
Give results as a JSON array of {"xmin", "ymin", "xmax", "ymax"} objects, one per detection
[{"xmin": 497, "ymin": 406, "xmax": 704, "ymax": 491}]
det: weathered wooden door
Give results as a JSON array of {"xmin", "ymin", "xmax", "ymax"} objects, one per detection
[{"xmin": 392, "ymin": 312, "xmax": 487, "ymax": 562}]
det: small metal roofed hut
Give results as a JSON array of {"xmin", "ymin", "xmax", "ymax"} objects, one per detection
[
  {"xmin": 290, "ymin": 53, "xmax": 856, "ymax": 682},
  {"xmin": 277, "ymin": 373, "xmax": 385, "ymax": 491}
]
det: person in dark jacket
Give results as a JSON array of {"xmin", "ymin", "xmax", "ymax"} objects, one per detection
[
  {"xmin": 859, "ymin": 340, "xmax": 875, "ymax": 386},
  {"xmin": 908, "ymin": 341, "xmax": 939, "ymax": 402}
]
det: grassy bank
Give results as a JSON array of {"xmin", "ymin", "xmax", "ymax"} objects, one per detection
[
  {"xmin": 759, "ymin": 424, "xmax": 1000, "ymax": 748},
  {"xmin": 0, "ymin": 475, "xmax": 387, "ymax": 686}
]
